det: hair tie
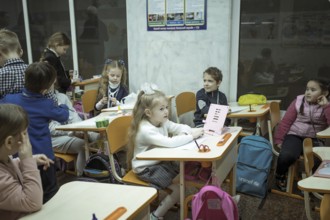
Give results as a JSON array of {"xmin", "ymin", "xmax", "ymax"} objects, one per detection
[
  {"xmin": 118, "ymin": 59, "xmax": 125, "ymax": 66},
  {"xmin": 104, "ymin": 58, "xmax": 112, "ymax": 65},
  {"xmin": 141, "ymin": 82, "xmax": 158, "ymax": 95}
]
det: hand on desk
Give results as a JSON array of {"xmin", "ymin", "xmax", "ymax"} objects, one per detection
[{"xmin": 191, "ymin": 127, "xmax": 204, "ymax": 139}]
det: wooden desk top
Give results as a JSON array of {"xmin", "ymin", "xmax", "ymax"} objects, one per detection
[
  {"xmin": 317, "ymin": 127, "xmax": 330, "ymax": 139},
  {"xmin": 227, "ymin": 103, "xmax": 270, "ymax": 118},
  {"xmin": 72, "ymin": 77, "xmax": 100, "ymax": 86},
  {"xmin": 314, "ymin": 147, "xmax": 330, "ymax": 161},
  {"xmin": 55, "ymin": 112, "xmax": 125, "ymax": 132},
  {"xmin": 20, "ymin": 181, "xmax": 157, "ymax": 220},
  {"xmin": 298, "ymin": 176, "xmax": 330, "ymax": 194},
  {"xmin": 136, "ymin": 127, "xmax": 241, "ymax": 162}
]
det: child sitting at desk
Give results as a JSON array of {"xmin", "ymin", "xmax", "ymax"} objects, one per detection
[
  {"xmin": 274, "ymin": 78, "xmax": 330, "ymax": 191},
  {"xmin": 1, "ymin": 61, "xmax": 70, "ymax": 203},
  {"xmin": 94, "ymin": 59, "xmax": 128, "ymax": 113},
  {"xmin": 127, "ymin": 83, "xmax": 203, "ymax": 220},
  {"xmin": 49, "ymin": 90, "xmax": 100, "ymax": 176},
  {"xmin": 0, "ymin": 104, "xmax": 53, "ymax": 220},
  {"xmin": 194, "ymin": 67, "xmax": 231, "ymax": 127}
]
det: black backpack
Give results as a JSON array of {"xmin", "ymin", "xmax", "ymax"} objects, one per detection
[{"xmin": 82, "ymin": 153, "xmax": 122, "ymax": 184}]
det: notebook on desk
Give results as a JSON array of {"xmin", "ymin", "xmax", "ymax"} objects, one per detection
[
  {"xmin": 314, "ymin": 160, "xmax": 330, "ymax": 178},
  {"xmin": 203, "ymin": 104, "xmax": 229, "ymax": 136}
]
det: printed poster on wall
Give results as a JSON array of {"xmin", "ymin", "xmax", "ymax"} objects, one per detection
[{"xmin": 147, "ymin": 0, "xmax": 207, "ymax": 31}]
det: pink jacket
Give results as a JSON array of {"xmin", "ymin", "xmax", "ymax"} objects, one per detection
[
  {"xmin": 0, "ymin": 157, "xmax": 43, "ymax": 220},
  {"xmin": 274, "ymin": 95, "xmax": 330, "ymax": 145}
]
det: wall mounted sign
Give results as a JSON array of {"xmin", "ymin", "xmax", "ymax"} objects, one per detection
[{"xmin": 147, "ymin": 0, "xmax": 207, "ymax": 31}]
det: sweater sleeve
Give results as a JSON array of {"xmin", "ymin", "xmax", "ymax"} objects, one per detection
[
  {"xmin": 323, "ymin": 103, "xmax": 330, "ymax": 125},
  {"xmin": 274, "ymin": 99, "xmax": 297, "ymax": 145},
  {"xmin": 0, "ymin": 158, "xmax": 43, "ymax": 213},
  {"xmin": 194, "ymin": 90, "xmax": 208, "ymax": 126},
  {"xmin": 139, "ymin": 123, "xmax": 193, "ymax": 148}
]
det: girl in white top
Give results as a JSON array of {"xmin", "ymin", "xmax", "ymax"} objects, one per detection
[{"xmin": 127, "ymin": 83, "xmax": 203, "ymax": 220}]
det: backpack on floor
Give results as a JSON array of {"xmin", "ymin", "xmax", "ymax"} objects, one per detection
[
  {"xmin": 236, "ymin": 135, "xmax": 273, "ymax": 198},
  {"xmin": 188, "ymin": 183, "xmax": 239, "ymax": 220},
  {"xmin": 82, "ymin": 153, "xmax": 122, "ymax": 184}
]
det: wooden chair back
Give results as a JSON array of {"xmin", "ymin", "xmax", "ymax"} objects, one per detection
[
  {"xmin": 267, "ymin": 101, "xmax": 281, "ymax": 156},
  {"xmin": 81, "ymin": 90, "xmax": 98, "ymax": 119},
  {"xmin": 175, "ymin": 92, "xmax": 196, "ymax": 123},
  {"xmin": 320, "ymin": 194, "xmax": 330, "ymax": 220},
  {"xmin": 303, "ymin": 138, "xmax": 314, "ymax": 177}
]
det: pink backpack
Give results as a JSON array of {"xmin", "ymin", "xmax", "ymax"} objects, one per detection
[{"xmin": 189, "ymin": 185, "xmax": 239, "ymax": 220}]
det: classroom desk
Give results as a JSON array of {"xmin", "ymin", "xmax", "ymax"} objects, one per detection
[
  {"xmin": 20, "ymin": 181, "xmax": 157, "ymax": 220},
  {"xmin": 228, "ymin": 102, "xmax": 270, "ymax": 135},
  {"xmin": 56, "ymin": 111, "xmax": 126, "ymax": 159},
  {"xmin": 136, "ymin": 127, "xmax": 242, "ymax": 220},
  {"xmin": 298, "ymin": 176, "xmax": 330, "ymax": 220},
  {"xmin": 71, "ymin": 77, "xmax": 100, "ymax": 101},
  {"xmin": 316, "ymin": 127, "xmax": 330, "ymax": 139}
]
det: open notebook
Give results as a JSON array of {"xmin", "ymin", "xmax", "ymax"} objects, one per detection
[
  {"xmin": 313, "ymin": 160, "xmax": 330, "ymax": 178},
  {"xmin": 203, "ymin": 104, "xmax": 229, "ymax": 136}
]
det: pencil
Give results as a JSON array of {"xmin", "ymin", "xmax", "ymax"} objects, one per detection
[{"xmin": 194, "ymin": 140, "xmax": 200, "ymax": 149}]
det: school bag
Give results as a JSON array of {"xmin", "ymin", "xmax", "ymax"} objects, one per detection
[
  {"xmin": 82, "ymin": 153, "xmax": 122, "ymax": 184},
  {"xmin": 236, "ymin": 135, "xmax": 273, "ymax": 198},
  {"xmin": 187, "ymin": 179, "xmax": 239, "ymax": 220}
]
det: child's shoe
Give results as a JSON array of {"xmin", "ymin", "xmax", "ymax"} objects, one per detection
[
  {"xmin": 150, "ymin": 212, "xmax": 164, "ymax": 220},
  {"xmin": 275, "ymin": 174, "xmax": 287, "ymax": 192}
]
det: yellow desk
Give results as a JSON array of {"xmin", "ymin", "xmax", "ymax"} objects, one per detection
[
  {"xmin": 20, "ymin": 181, "xmax": 157, "ymax": 220},
  {"xmin": 136, "ymin": 127, "xmax": 242, "ymax": 220}
]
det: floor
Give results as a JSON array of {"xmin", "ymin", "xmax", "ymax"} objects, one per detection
[{"xmin": 57, "ymin": 167, "xmax": 321, "ymax": 220}]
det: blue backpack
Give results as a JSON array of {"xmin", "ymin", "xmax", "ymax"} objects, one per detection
[{"xmin": 236, "ymin": 135, "xmax": 273, "ymax": 198}]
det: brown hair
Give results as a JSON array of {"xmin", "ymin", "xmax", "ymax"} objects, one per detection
[
  {"xmin": 46, "ymin": 32, "xmax": 71, "ymax": 48},
  {"xmin": 0, "ymin": 28, "xmax": 22, "ymax": 56},
  {"xmin": 0, "ymin": 104, "xmax": 28, "ymax": 146},
  {"xmin": 203, "ymin": 67, "xmax": 223, "ymax": 83},
  {"xmin": 25, "ymin": 62, "xmax": 57, "ymax": 93}
]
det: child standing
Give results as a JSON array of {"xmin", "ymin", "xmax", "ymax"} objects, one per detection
[
  {"xmin": 94, "ymin": 59, "xmax": 128, "ymax": 112},
  {"xmin": 0, "ymin": 104, "xmax": 53, "ymax": 220},
  {"xmin": 194, "ymin": 67, "xmax": 231, "ymax": 127},
  {"xmin": 0, "ymin": 28, "xmax": 57, "ymax": 102},
  {"xmin": 275, "ymin": 78, "xmax": 330, "ymax": 191},
  {"xmin": 0, "ymin": 28, "xmax": 26, "ymax": 99},
  {"xmin": 1, "ymin": 61, "xmax": 69, "ymax": 203},
  {"xmin": 41, "ymin": 32, "xmax": 72, "ymax": 94},
  {"xmin": 127, "ymin": 83, "xmax": 204, "ymax": 220}
]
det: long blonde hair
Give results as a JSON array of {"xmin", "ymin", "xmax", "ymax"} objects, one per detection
[
  {"xmin": 96, "ymin": 59, "xmax": 127, "ymax": 102},
  {"xmin": 126, "ymin": 89, "xmax": 166, "ymax": 169}
]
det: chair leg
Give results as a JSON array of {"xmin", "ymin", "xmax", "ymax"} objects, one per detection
[{"xmin": 303, "ymin": 190, "xmax": 313, "ymax": 220}]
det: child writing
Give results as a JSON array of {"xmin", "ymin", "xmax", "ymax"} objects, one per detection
[
  {"xmin": 194, "ymin": 67, "xmax": 231, "ymax": 127},
  {"xmin": 1, "ymin": 61, "xmax": 69, "ymax": 203},
  {"xmin": 0, "ymin": 104, "xmax": 53, "ymax": 220},
  {"xmin": 127, "ymin": 83, "xmax": 204, "ymax": 220},
  {"xmin": 275, "ymin": 78, "xmax": 330, "ymax": 191},
  {"xmin": 41, "ymin": 32, "xmax": 72, "ymax": 94},
  {"xmin": 94, "ymin": 59, "xmax": 128, "ymax": 112}
]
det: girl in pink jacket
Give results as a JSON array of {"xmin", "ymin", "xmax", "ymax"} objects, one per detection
[{"xmin": 275, "ymin": 78, "xmax": 330, "ymax": 191}]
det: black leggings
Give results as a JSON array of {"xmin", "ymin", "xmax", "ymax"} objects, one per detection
[{"xmin": 275, "ymin": 134, "xmax": 322, "ymax": 176}]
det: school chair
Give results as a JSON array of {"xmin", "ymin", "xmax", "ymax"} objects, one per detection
[
  {"xmin": 302, "ymin": 138, "xmax": 323, "ymax": 220},
  {"xmin": 268, "ymin": 101, "xmax": 303, "ymax": 199},
  {"xmin": 175, "ymin": 91, "xmax": 196, "ymax": 124},
  {"xmin": 81, "ymin": 89, "xmax": 98, "ymax": 120},
  {"xmin": 105, "ymin": 115, "xmax": 149, "ymax": 186},
  {"xmin": 54, "ymin": 152, "xmax": 77, "ymax": 175},
  {"xmin": 320, "ymin": 194, "xmax": 330, "ymax": 220}
]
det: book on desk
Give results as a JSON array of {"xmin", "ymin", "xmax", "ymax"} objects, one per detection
[{"xmin": 314, "ymin": 160, "xmax": 330, "ymax": 178}]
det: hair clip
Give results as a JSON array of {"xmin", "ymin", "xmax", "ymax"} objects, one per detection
[
  {"xmin": 104, "ymin": 58, "xmax": 113, "ymax": 65},
  {"xmin": 141, "ymin": 82, "xmax": 158, "ymax": 95},
  {"xmin": 118, "ymin": 59, "xmax": 125, "ymax": 66}
]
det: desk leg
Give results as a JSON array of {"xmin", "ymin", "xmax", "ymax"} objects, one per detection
[
  {"xmin": 180, "ymin": 161, "xmax": 185, "ymax": 220},
  {"xmin": 83, "ymin": 131, "xmax": 90, "ymax": 160}
]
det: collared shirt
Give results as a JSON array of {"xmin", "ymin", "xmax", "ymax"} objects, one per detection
[{"xmin": 0, "ymin": 58, "xmax": 27, "ymax": 100}]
